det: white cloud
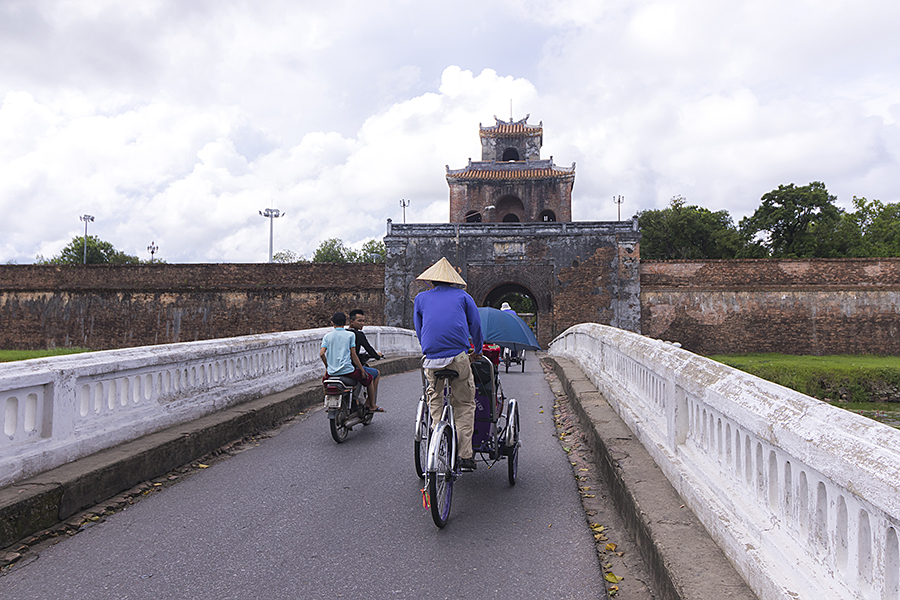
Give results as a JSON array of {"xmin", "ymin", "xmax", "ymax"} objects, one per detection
[{"xmin": 2, "ymin": 0, "xmax": 900, "ymax": 263}]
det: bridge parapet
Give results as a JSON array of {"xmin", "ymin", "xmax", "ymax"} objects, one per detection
[
  {"xmin": 550, "ymin": 324, "xmax": 900, "ymax": 600},
  {"xmin": 0, "ymin": 327, "xmax": 421, "ymax": 489}
]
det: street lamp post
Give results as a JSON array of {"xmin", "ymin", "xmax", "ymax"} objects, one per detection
[
  {"xmin": 258, "ymin": 208, "xmax": 284, "ymax": 263},
  {"xmin": 613, "ymin": 195, "xmax": 624, "ymax": 221},
  {"xmin": 400, "ymin": 198, "xmax": 410, "ymax": 223},
  {"xmin": 147, "ymin": 241, "xmax": 158, "ymax": 263},
  {"xmin": 79, "ymin": 214, "xmax": 94, "ymax": 264}
]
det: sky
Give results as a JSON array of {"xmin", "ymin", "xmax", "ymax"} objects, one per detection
[{"xmin": 2, "ymin": 0, "xmax": 899, "ymax": 264}]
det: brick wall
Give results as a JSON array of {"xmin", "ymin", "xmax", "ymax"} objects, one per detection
[
  {"xmin": 0, "ymin": 264, "xmax": 385, "ymax": 350},
  {"xmin": 642, "ymin": 258, "xmax": 900, "ymax": 355}
]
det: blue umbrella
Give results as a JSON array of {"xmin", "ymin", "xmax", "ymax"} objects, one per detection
[{"xmin": 477, "ymin": 307, "xmax": 540, "ymax": 351}]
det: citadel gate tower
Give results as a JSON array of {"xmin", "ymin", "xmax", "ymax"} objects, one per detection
[{"xmin": 384, "ymin": 116, "xmax": 641, "ymax": 346}]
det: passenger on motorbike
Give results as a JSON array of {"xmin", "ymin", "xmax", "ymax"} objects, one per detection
[
  {"xmin": 347, "ymin": 309, "xmax": 384, "ymax": 411},
  {"xmin": 319, "ymin": 312, "xmax": 380, "ymax": 412}
]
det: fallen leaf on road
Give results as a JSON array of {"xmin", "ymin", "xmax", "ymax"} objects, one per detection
[
  {"xmin": 605, "ymin": 543, "xmax": 617, "ymax": 552},
  {"xmin": 197, "ymin": 464, "xmax": 209, "ymax": 469},
  {"xmin": 605, "ymin": 573, "xmax": 624, "ymax": 583}
]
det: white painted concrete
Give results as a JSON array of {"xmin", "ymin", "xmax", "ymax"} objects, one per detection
[
  {"xmin": 550, "ymin": 323, "xmax": 900, "ymax": 600},
  {"xmin": 0, "ymin": 327, "xmax": 420, "ymax": 488}
]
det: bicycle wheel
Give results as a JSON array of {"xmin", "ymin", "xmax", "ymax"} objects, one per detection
[
  {"xmin": 414, "ymin": 400, "xmax": 430, "ymax": 479},
  {"xmin": 506, "ymin": 401, "xmax": 520, "ymax": 485},
  {"xmin": 329, "ymin": 406, "xmax": 350, "ymax": 443},
  {"xmin": 427, "ymin": 425, "xmax": 453, "ymax": 528}
]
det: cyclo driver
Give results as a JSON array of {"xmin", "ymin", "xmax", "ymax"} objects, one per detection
[{"xmin": 413, "ymin": 257, "xmax": 483, "ymax": 472}]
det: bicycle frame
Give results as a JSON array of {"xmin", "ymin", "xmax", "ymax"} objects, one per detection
[{"xmin": 426, "ymin": 404, "xmax": 456, "ymax": 473}]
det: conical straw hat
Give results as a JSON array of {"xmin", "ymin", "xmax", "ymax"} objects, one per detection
[{"xmin": 416, "ymin": 257, "xmax": 467, "ymax": 286}]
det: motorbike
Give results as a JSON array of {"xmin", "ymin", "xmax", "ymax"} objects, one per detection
[{"xmin": 322, "ymin": 355, "xmax": 378, "ymax": 443}]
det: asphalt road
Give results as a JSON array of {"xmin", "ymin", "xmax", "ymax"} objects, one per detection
[{"xmin": 0, "ymin": 356, "xmax": 607, "ymax": 600}]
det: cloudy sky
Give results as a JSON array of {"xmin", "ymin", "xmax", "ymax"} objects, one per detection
[{"xmin": 2, "ymin": 0, "xmax": 899, "ymax": 264}]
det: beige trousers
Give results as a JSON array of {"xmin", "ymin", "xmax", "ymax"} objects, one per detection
[{"xmin": 424, "ymin": 351, "xmax": 476, "ymax": 460}]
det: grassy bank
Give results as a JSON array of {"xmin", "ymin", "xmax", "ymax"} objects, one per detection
[
  {"xmin": 0, "ymin": 348, "xmax": 92, "ymax": 363},
  {"xmin": 708, "ymin": 353, "xmax": 900, "ymax": 428}
]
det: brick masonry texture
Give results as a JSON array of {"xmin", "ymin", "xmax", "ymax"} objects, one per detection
[
  {"xmin": 6, "ymin": 257, "xmax": 900, "ymax": 355},
  {"xmin": 642, "ymin": 258, "xmax": 900, "ymax": 355},
  {"xmin": 0, "ymin": 264, "xmax": 385, "ymax": 350},
  {"xmin": 384, "ymin": 221, "xmax": 642, "ymax": 348}
]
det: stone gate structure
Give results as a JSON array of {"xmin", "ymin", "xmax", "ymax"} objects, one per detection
[
  {"xmin": 383, "ymin": 220, "xmax": 642, "ymax": 347},
  {"xmin": 383, "ymin": 114, "xmax": 641, "ymax": 346}
]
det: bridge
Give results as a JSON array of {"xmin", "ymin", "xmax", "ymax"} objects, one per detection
[{"xmin": 1, "ymin": 325, "xmax": 898, "ymax": 599}]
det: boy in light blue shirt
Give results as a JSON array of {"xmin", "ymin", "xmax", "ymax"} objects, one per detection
[{"xmin": 320, "ymin": 312, "xmax": 381, "ymax": 412}]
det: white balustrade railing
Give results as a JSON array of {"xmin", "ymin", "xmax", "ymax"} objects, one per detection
[
  {"xmin": 1, "ymin": 327, "xmax": 420, "ymax": 488},
  {"xmin": 550, "ymin": 323, "xmax": 900, "ymax": 600}
]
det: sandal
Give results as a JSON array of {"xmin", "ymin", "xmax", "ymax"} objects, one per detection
[{"xmin": 368, "ymin": 406, "xmax": 385, "ymax": 413}]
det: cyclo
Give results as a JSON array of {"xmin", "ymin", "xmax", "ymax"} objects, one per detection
[{"xmin": 413, "ymin": 355, "xmax": 520, "ymax": 528}]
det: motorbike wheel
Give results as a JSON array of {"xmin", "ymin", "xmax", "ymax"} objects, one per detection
[
  {"xmin": 428, "ymin": 426, "xmax": 453, "ymax": 528},
  {"xmin": 329, "ymin": 406, "xmax": 350, "ymax": 443}
]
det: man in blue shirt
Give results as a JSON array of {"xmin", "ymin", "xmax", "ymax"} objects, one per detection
[
  {"xmin": 413, "ymin": 258, "xmax": 483, "ymax": 472},
  {"xmin": 320, "ymin": 312, "xmax": 380, "ymax": 412}
]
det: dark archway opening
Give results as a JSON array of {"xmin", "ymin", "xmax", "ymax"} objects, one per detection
[
  {"xmin": 465, "ymin": 211, "xmax": 482, "ymax": 223},
  {"xmin": 502, "ymin": 147, "xmax": 520, "ymax": 161},
  {"xmin": 496, "ymin": 195, "xmax": 525, "ymax": 222},
  {"xmin": 539, "ymin": 210, "xmax": 556, "ymax": 222},
  {"xmin": 482, "ymin": 282, "xmax": 538, "ymax": 336}
]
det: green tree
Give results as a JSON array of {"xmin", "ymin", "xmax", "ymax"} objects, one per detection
[
  {"xmin": 855, "ymin": 197, "xmax": 900, "ymax": 257},
  {"xmin": 311, "ymin": 238, "xmax": 386, "ymax": 263},
  {"xmin": 312, "ymin": 238, "xmax": 352, "ymax": 263},
  {"xmin": 356, "ymin": 239, "xmax": 386, "ymax": 263},
  {"xmin": 272, "ymin": 250, "xmax": 306, "ymax": 263},
  {"xmin": 638, "ymin": 196, "xmax": 759, "ymax": 260},
  {"xmin": 740, "ymin": 182, "xmax": 841, "ymax": 258},
  {"xmin": 37, "ymin": 235, "xmax": 141, "ymax": 265}
]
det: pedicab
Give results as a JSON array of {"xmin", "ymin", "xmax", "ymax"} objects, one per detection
[{"xmin": 412, "ymin": 306, "xmax": 540, "ymax": 528}]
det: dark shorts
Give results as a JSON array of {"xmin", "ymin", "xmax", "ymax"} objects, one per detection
[{"xmin": 323, "ymin": 367, "xmax": 373, "ymax": 386}]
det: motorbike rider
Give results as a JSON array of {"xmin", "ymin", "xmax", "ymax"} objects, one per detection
[
  {"xmin": 319, "ymin": 312, "xmax": 381, "ymax": 412},
  {"xmin": 413, "ymin": 257, "xmax": 483, "ymax": 472},
  {"xmin": 347, "ymin": 309, "xmax": 384, "ymax": 411}
]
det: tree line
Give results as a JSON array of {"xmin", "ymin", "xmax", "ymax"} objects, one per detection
[
  {"xmin": 34, "ymin": 182, "xmax": 896, "ymax": 265},
  {"xmin": 639, "ymin": 182, "xmax": 900, "ymax": 260},
  {"xmin": 34, "ymin": 236, "xmax": 386, "ymax": 265}
]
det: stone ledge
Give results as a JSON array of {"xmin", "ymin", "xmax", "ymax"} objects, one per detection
[
  {"xmin": 544, "ymin": 356, "xmax": 757, "ymax": 600},
  {"xmin": 0, "ymin": 355, "xmax": 422, "ymax": 550}
]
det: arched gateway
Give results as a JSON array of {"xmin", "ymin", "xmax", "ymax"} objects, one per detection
[
  {"xmin": 383, "ymin": 220, "xmax": 641, "ymax": 346},
  {"xmin": 383, "ymin": 116, "xmax": 641, "ymax": 346}
]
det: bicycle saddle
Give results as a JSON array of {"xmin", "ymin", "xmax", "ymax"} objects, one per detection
[{"xmin": 433, "ymin": 368, "xmax": 459, "ymax": 380}]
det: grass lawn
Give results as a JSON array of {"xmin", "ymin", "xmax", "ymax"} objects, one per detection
[
  {"xmin": 0, "ymin": 348, "xmax": 93, "ymax": 363},
  {"xmin": 707, "ymin": 353, "xmax": 900, "ymax": 429}
]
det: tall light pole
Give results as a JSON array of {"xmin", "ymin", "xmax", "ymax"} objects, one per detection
[
  {"xmin": 400, "ymin": 198, "xmax": 410, "ymax": 223},
  {"xmin": 147, "ymin": 241, "xmax": 158, "ymax": 263},
  {"xmin": 613, "ymin": 195, "xmax": 624, "ymax": 221},
  {"xmin": 258, "ymin": 208, "xmax": 284, "ymax": 263},
  {"xmin": 79, "ymin": 214, "xmax": 94, "ymax": 264}
]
